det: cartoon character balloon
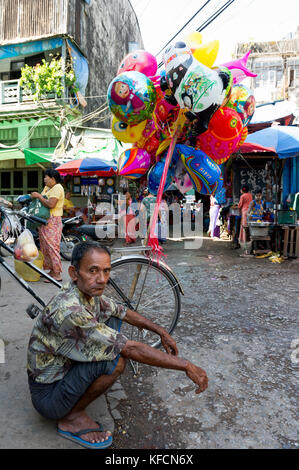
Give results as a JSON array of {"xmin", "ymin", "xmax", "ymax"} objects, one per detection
[
  {"xmin": 107, "ymin": 71, "xmax": 156, "ymax": 124},
  {"xmin": 111, "ymin": 117, "xmax": 147, "ymax": 143},
  {"xmin": 174, "ymin": 159, "xmax": 193, "ymax": 194},
  {"xmin": 162, "ymin": 41, "xmax": 232, "ymax": 134},
  {"xmin": 226, "ymin": 84, "xmax": 256, "ymax": 127},
  {"xmin": 117, "ymin": 50, "xmax": 158, "ymax": 77}
]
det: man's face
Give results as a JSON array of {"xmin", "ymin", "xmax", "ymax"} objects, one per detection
[{"xmin": 69, "ymin": 250, "xmax": 111, "ymax": 299}]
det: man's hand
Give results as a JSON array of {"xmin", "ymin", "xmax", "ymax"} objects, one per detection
[
  {"xmin": 31, "ymin": 192, "xmax": 40, "ymax": 199},
  {"xmin": 185, "ymin": 362, "xmax": 208, "ymax": 394},
  {"xmin": 160, "ymin": 331, "xmax": 178, "ymax": 356}
]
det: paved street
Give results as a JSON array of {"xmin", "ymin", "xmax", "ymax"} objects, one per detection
[{"xmin": 0, "ymin": 236, "xmax": 298, "ymax": 449}]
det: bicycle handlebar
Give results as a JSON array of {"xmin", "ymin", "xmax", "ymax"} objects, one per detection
[
  {"xmin": 20, "ymin": 212, "xmax": 48, "ymax": 225},
  {"xmin": 0, "ymin": 206, "xmax": 47, "ymax": 225}
]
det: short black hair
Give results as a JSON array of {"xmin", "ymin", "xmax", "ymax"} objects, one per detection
[
  {"xmin": 242, "ymin": 185, "xmax": 249, "ymax": 193},
  {"xmin": 45, "ymin": 168, "xmax": 62, "ymax": 184},
  {"xmin": 71, "ymin": 241, "xmax": 111, "ymax": 271}
]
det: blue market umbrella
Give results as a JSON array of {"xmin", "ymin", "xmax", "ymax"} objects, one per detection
[
  {"xmin": 245, "ymin": 126, "xmax": 299, "ymax": 159},
  {"xmin": 79, "ymin": 157, "xmax": 117, "ymax": 174}
]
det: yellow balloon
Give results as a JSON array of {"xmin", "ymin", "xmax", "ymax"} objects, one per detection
[
  {"xmin": 184, "ymin": 31, "xmax": 203, "ymax": 50},
  {"xmin": 111, "ymin": 117, "xmax": 147, "ymax": 143},
  {"xmin": 192, "ymin": 40, "xmax": 220, "ymax": 68}
]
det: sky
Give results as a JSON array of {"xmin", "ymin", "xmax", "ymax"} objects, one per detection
[{"xmin": 130, "ymin": 0, "xmax": 299, "ymax": 65}]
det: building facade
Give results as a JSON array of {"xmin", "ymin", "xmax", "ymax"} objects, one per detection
[
  {"xmin": 234, "ymin": 28, "xmax": 299, "ymax": 107},
  {"xmin": 0, "ymin": 0, "xmax": 143, "ymax": 199}
]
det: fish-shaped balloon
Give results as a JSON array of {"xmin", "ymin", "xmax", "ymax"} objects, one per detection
[{"xmin": 221, "ymin": 51, "xmax": 257, "ymax": 85}]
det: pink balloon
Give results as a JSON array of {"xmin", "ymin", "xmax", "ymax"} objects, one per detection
[
  {"xmin": 117, "ymin": 50, "xmax": 158, "ymax": 77},
  {"xmin": 118, "ymin": 148, "xmax": 151, "ymax": 179},
  {"xmin": 221, "ymin": 51, "xmax": 257, "ymax": 84}
]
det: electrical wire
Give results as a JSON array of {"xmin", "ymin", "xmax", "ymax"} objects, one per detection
[
  {"xmin": 155, "ymin": 0, "xmax": 212, "ymax": 57},
  {"xmin": 156, "ymin": 0, "xmax": 236, "ymax": 67}
]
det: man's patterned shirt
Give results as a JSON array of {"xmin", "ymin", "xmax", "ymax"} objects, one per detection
[{"xmin": 27, "ymin": 282, "xmax": 128, "ymax": 383}]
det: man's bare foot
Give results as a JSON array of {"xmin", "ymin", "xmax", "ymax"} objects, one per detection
[{"xmin": 58, "ymin": 411, "xmax": 112, "ymax": 444}]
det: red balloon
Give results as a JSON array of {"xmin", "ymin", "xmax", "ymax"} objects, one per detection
[{"xmin": 197, "ymin": 106, "xmax": 243, "ymax": 163}]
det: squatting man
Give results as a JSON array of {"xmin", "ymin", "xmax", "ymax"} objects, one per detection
[{"xmin": 27, "ymin": 241, "xmax": 208, "ymax": 449}]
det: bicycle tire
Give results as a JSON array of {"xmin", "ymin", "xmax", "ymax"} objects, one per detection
[
  {"xmin": 105, "ymin": 256, "xmax": 181, "ymax": 348},
  {"xmin": 60, "ymin": 231, "xmax": 84, "ymax": 261}
]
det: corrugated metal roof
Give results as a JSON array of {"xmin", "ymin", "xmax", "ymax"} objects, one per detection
[{"xmin": 0, "ymin": 0, "xmax": 68, "ymax": 45}]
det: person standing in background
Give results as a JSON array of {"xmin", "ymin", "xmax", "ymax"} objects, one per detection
[
  {"xmin": 208, "ymin": 194, "xmax": 221, "ymax": 240},
  {"xmin": 238, "ymin": 185, "xmax": 253, "ymax": 255},
  {"xmin": 31, "ymin": 169, "xmax": 64, "ymax": 282}
]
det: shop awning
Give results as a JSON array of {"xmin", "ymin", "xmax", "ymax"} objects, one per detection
[
  {"xmin": 23, "ymin": 148, "xmax": 56, "ymax": 165},
  {"xmin": 243, "ymin": 126, "xmax": 299, "ymax": 159},
  {"xmin": 0, "ymin": 149, "xmax": 26, "ymax": 160}
]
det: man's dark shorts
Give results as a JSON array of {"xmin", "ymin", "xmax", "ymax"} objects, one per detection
[{"xmin": 28, "ymin": 317, "xmax": 122, "ymax": 420}]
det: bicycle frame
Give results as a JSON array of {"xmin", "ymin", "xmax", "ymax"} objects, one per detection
[
  {"xmin": 0, "ymin": 239, "xmax": 61, "ymax": 307},
  {"xmin": 0, "ymin": 206, "xmax": 62, "ymax": 308}
]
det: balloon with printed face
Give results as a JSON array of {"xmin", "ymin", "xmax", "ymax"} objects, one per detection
[
  {"xmin": 174, "ymin": 158, "xmax": 193, "ymax": 194},
  {"xmin": 162, "ymin": 41, "xmax": 232, "ymax": 134},
  {"xmin": 196, "ymin": 106, "xmax": 244, "ymax": 163},
  {"xmin": 147, "ymin": 160, "xmax": 175, "ymax": 196},
  {"xmin": 226, "ymin": 84, "xmax": 256, "ymax": 127},
  {"xmin": 117, "ymin": 50, "xmax": 158, "ymax": 77},
  {"xmin": 118, "ymin": 148, "xmax": 151, "ymax": 179},
  {"xmin": 111, "ymin": 117, "xmax": 147, "ymax": 143},
  {"xmin": 107, "ymin": 71, "xmax": 156, "ymax": 124},
  {"xmin": 176, "ymin": 144, "xmax": 223, "ymax": 195}
]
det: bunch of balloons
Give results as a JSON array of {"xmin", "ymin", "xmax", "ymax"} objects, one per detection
[{"xmin": 107, "ymin": 31, "xmax": 256, "ymax": 196}]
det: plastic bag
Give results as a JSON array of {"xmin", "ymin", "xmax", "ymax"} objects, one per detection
[
  {"xmin": 26, "ymin": 196, "xmax": 50, "ymax": 230},
  {"xmin": 14, "ymin": 229, "xmax": 39, "ymax": 262}
]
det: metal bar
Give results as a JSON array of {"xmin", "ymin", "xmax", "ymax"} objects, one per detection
[
  {"xmin": 0, "ymin": 240, "xmax": 61, "ymax": 287},
  {"xmin": 0, "ymin": 255, "xmax": 46, "ymax": 307}
]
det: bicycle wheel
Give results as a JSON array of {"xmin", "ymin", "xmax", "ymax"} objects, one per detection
[
  {"xmin": 60, "ymin": 231, "xmax": 84, "ymax": 261},
  {"xmin": 105, "ymin": 256, "xmax": 181, "ymax": 348}
]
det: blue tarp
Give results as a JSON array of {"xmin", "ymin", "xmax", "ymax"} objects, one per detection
[
  {"xmin": 282, "ymin": 156, "xmax": 299, "ymax": 205},
  {"xmin": 0, "ymin": 38, "xmax": 63, "ymax": 60},
  {"xmin": 66, "ymin": 40, "xmax": 89, "ymax": 96}
]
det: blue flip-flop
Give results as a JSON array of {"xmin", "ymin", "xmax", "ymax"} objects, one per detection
[{"xmin": 57, "ymin": 421, "xmax": 113, "ymax": 449}]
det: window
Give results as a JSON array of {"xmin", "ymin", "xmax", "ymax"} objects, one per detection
[
  {"xmin": 11, "ymin": 60, "xmax": 24, "ymax": 71},
  {"xmin": 29, "ymin": 125, "xmax": 60, "ymax": 149},
  {"xmin": 0, "ymin": 170, "xmax": 40, "ymax": 196},
  {"xmin": 13, "ymin": 171, "xmax": 23, "ymax": 189},
  {"xmin": 27, "ymin": 170, "xmax": 39, "ymax": 190}
]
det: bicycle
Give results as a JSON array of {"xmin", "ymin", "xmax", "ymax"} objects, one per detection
[
  {"xmin": 0, "ymin": 205, "xmax": 184, "ymax": 372},
  {"xmin": 0, "ymin": 205, "xmax": 61, "ymax": 309}
]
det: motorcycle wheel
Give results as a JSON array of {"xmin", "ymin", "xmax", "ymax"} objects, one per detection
[{"xmin": 60, "ymin": 231, "xmax": 85, "ymax": 261}]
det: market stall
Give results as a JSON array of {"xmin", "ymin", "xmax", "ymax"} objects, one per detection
[{"xmin": 236, "ymin": 125, "xmax": 299, "ymax": 256}]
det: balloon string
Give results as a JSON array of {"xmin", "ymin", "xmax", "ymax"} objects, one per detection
[{"xmin": 146, "ymin": 111, "xmax": 183, "ymax": 255}]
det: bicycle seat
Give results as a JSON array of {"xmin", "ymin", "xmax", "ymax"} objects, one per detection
[{"xmin": 77, "ymin": 225, "xmax": 96, "ymax": 237}]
